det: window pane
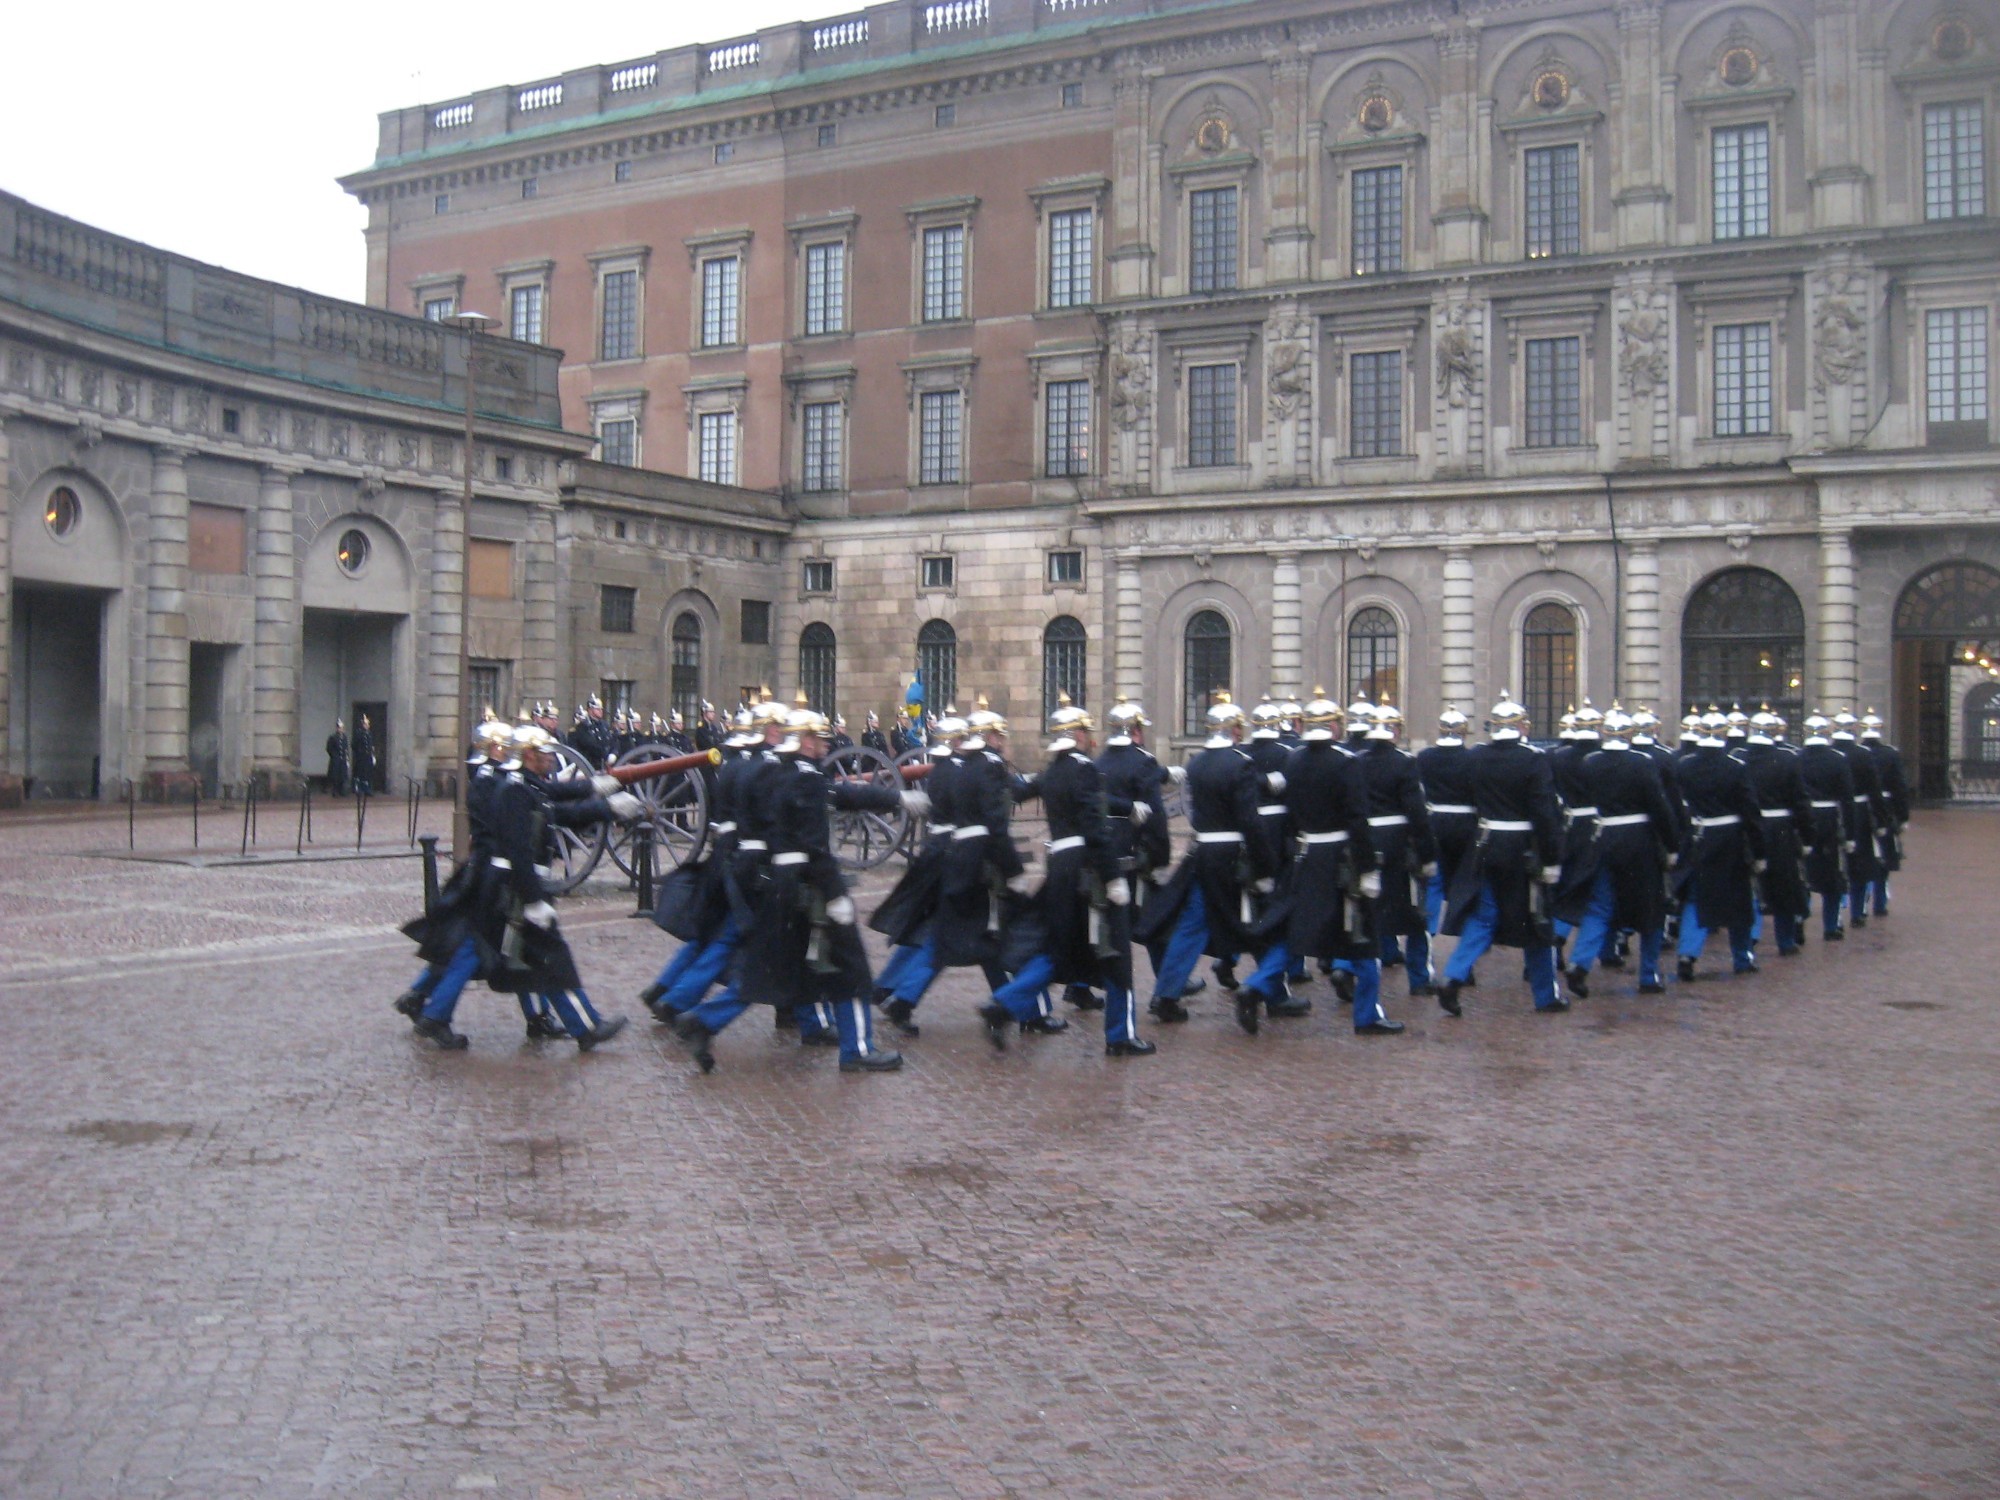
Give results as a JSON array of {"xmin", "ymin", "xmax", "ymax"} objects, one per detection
[
  {"xmin": 671, "ymin": 613, "xmax": 702, "ymax": 725},
  {"xmin": 919, "ymin": 390, "xmax": 962, "ymax": 484},
  {"xmin": 1044, "ymin": 379, "xmax": 1091, "ymax": 477},
  {"xmin": 509, "ymin": 284, "xmax": 544, "ymax": 344},
  {"xmin": 740, "ymin": 600, "xmax": 770, "ymax": 646},
  {"xmin": 800, "ymin": 624, "xmax": 837, "ymax": 714},
  {"xmin": 1928, "ymin": 308, "xmax": 1990, "ymax": 423},
  {"xmin": 802, "ymin": 559, "xmax": 834, "ymax": 593},
  {"xmin": 803, "ymin": 401, "xmax": 843, "ymax": 492},
  {"xmin": 1043, "ymin": 616, "xmax": 1088, "ymax": 718},
  {"xmin": 1522, "ymin": 602, "xmax": 1577, "ymax": 742},
  {"xmin": 1190, "ymin": 187, "xmax": 1238, "ymax": 293},
  {"xmin": 423, "ymin": 296, "xmax": 455, "ymax": 321},
  {"xmin": 698, "ymin": 411, "xmax": 736, "ymax": 485},
  {"xmin": 1351, "ymin": 166, "xmax": 1404, "ymax": 275},
  {"xmin": 600, "ymin": 269, "xmax": 638, "ymax": 360},
  {"xmin": 923, "ymin": 225, "xmax": 965, "ymax": 321},
  {"xmin": 600, "ymin": 585, "xmax": 635, "ymax": 634},
  {"xmin": 1525, "ymin": 145, "xmax": 1581, "ymax": 258},
  {"xmin": 1713, "ymin": 124, "xmax": 1770, "ymax": 240},
  {"xmin": 917, "ymin": 619, "xmax": 957, "ymax": 712},
  {"xmin": 1048, "ymin": 209, "xmax": 1094, "ymax": 308},
  {"xmin": 1524, "ymin": 337, "xmax": 1582, "ymax": 447},
  {"xmin": 805, "ymin": 241, "xmax": 845, "ymax": 335},
  {"xmin": 1187, "ymin": 363, "xmax": 1237, "ymax": 467},
  {"xmin": 1925, "ymin": 102, "xmax": 1986, "ymax": 221},
  {"xmin": 1680, "ymin": 567, "xmax": 1806, "ymax": 725},
  {"xmin": 701, "ymin": 257, "xmax": 740, "ymax": 347},
  {"xmin": 1713, "ymin": 323, "xmax": 1773, "ymax": 437},
  {"xmin": 1183, "ymin": 610, "xmax": 1232, "ymax": 736},
  {"xmin": 1346, "ymin": 606, "xmax": 1400, "ymax": 705},
  {"xmin": 599, "ymin": 418, "xmax": 636, "ymax": 467},
  {"xmin": 1350, "ymin": 350, "xmax": 1402, "ymax": 457}
]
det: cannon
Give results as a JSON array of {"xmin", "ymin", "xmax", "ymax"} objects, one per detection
[
  {"xmin": 603, "ymin": 743, "xmax": 717, "ymax": 879},
  {"xmin": 823, "ymin": 744, "xmax": 934, "ymax": 869}
]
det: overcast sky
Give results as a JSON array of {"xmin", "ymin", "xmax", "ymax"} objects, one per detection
[{"xmin": 7, "ymin": 0, "xmax": 862, "ymax": 303}]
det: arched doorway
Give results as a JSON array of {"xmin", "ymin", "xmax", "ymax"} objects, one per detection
[
  {"xmin": 670, "ymin": 612, "xmax": 703, "ymax": 726},
  {"xmin": 1680, "ymin": 567, "xmax": 1805, "ymax": 726},
  {"xmin": 1892, "ymin": 561, "xmax": 2000, "ymax": 799},
  {"xmin": 916, "ymin": 619, "xmax": 957, "ymax": 715},
  {"xmin": 1521, "ymin": 602, "xmax": 1577, "ymax": 744}
]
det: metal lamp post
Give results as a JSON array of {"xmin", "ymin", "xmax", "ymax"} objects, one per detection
[{"xmin": 447, "ymin": 310, "xmax": 492, "ymax": 861}]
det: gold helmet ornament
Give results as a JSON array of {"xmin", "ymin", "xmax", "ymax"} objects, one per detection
[
  {"xmin": 1205, "ymin": 688, "xmax": 1250, "ymax": 731},
  {"xmin": 1571, "ymin": 698, "xmax": 1604, "ymax": 736},
  {"xmin": 1860, "ymin": 709, "xmax": 1884, "ymax": 738},
  {"xmin": 965, "ymin": 693, "xmax": 1009, "ymax": 742},
  {"xmin": 1601, "ymin": 704, "xmax": 1635, "ymax": 740},
  {"xmin": 1106, "ymin": 695, "xmax": 1152, "ymax": 740},
  {"xmin": 1046, "ymin": 691, "xmax": 1095, "ymax": 741},
  {"xmin": 1366, "ymin": 703, "xmax": 1404, "ymax": 741}
]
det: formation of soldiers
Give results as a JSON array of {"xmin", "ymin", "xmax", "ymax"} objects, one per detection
[{"xmin": 396, "ymin": 681, "xmax": 1912, "ymax": 1070}]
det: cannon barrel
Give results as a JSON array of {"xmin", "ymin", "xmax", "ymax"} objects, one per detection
[
  {"xmin": 609, "ymin": 747, "xmax": 722, "ymax": 784},
  {"xmin": 898, "ymin": 760, "xmax": 934, "ymax": 782}
]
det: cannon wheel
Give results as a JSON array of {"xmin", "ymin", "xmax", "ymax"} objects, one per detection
[
  {"xmin": 891, "ymin": 746, "xmax": 933, "ymax": 862},
  {"xmin": 1160, "ymin": 765, "xmax": 1188, "ymax": 824},
  {"xmin": 605, "ymin": 742, "xmax": 711, "ymax": 876},
  {"xmin": 824, "ymin": 744, "xmax": 909, "ymax": 870},
  {"xmin": 543, "ymin": 741, "xmax": 609, "ymax": 894}
]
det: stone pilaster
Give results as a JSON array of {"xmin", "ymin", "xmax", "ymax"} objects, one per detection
[
  {"xmin": 145, "ymin": 444, "xmax": 192, "ymax": 778},
  {"xmin": 1613, "ymin": 270, "xmax": 1673, "ymax": 466},
  {"xmin": 1432, "ymin": 289, "xmax": 1487, "ymax": 475},
  {"xmin": 1612, "ymin": 0, "xmax": 1670, "ymax": 246},
  {"xmin": 428, "ymin": 489, "xmax": 468, "ymax": 777},
  {"xmin": 1441, "ymin": 545, "xmax": 1476, "ymax": 713},
  {"xmin": 1431, "ymin": 23, "xmax": 1488, "ymax": 265},
  {"xmin": 1114, "ymin": 549, "xmax": 1144, "ymax": 703},
  {"xmin": 252, "ymin": 464, "xmax": 299, "ymax": 780},
  {"xmin": 1818, "ymin": 528, "xmax": 1858, "ymax": 710},
  {"xmin": 521, "ymin": 502, "xmax": 559, "ymax": 706},
  {"xmin": 1264, "ymin": 301, "xmax": 1314, "ymax": 486},
  {"xmin": 1269, "ymin": 552, "xmax": 1301, "ymax": 700},
  {"xmin": 1808, "ymin": 0, "xmax": 1870, "ymax": 230},
  {"xmin": 1262, "ymin": 49, "xmax": 1314, "ymax": 284},
  {"xmin": 1622, "ymin": 540, "xmax": 1662, "ymax": 711},
  {"xmin": 1107, "ymin": 69, "xmax": 1157, "ymax": 300}
]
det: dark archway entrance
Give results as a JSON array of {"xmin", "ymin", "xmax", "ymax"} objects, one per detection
[
  {"xmin": 1891, "ymin": 561, "xmax": 2000, "ymax": 799},
  {"xmin": 9, "ymin": 583, "xmax": 107, "ymax": 797}
]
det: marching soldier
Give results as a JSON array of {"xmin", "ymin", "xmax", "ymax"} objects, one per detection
[
  {"xmin": 1246, "ymin": 698, "xmax": 1310, "ymax": 1003},
  {"xmin": 1859, "ymin": 711, "xmax": 1910, "ymax": 916},
  {"xmin": 1738, "ymin": 708, "xmax": 1814, "ymax": 959},
  {"xmin": 1354, "ymin": 705, "xmax": 1438, "ymax": 996},
  {"xmin": 1672, "ymin": 710, "xmax": 1768, "ymax": 981},
  {"xmin": 695, "ymin": 702, "xmax": 727, "ymax": 755},
  {"xmin": 1548, "ymin": 700, "xmax": 1605, "ymax": 959},
  {"xmin": 1416, "ymin": 707, "xmax": 1478, "ymax": 945},
  {"xmin": 640, "ymin": 711, "xmax": 759, "ymax": 1020},
  {"xmin": 1797, "ymin": 712, "xmax": 1858, "ymax": 939},
  {"xmin": 1436, "ymin": 694, "xmax": 1567, "ymax": 1015},
  {"xmin": 1566, "ymin": 706, "xmax": 1679, "ymax": 995},
  {"xmin": 1096, "ymin": 698, "xmax": 1192, "ymax": 1014},
  {"xmin": 1829, "ymin": 710, "xmax": 1889, "ymax": 931},
  {"xmin": 869, "ymin": 710, "xmax": 969, "ymax": 1035}
]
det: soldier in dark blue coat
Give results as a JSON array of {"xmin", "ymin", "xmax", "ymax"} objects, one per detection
[
  {"xmin": 1796, "ymin": 713, "xmax": 1858, "ymax": 938},
  {"xmin": 870, "ymin": 711, "xmax": 969, "ymax": 1034},
  {"xmin": 640, "ymin": 711, "xmax": 757, "ymax": 1020},
  {"xmin": 1354, "ymin": 705, "xmax": 1438, "ymax": 995},
  {"xmin": 1247, "ymin": 698, "xmax": 1312, "ymax": 1001},
  {"xmin": 1829, "ymin": 711, "xmax": 1889, "ymax": 931},
  {"xmin": 1566, "ymin": 707, "xmax": 1679, "ymax": 995},
  {"xmin": 860, "ymin": 710, "xmax": 891, "ymax": 757},
  {"xmin": 1673, "ymin": 711, "xmax": 1769, "ymax": 981},
  {"xmin": 324, "ymin": 719, "xmax": 351, "ymax": 796},
  {"xmin": 1548, "ymin": 701, "xmax": 1606, "ymax": 953},
  {"xmin": 1416, "ymin": 708, "xmax": 1478, "ymax": 940},
  {"xmin": 1860, "ymin": 712, "xmax": 1910, "ymax": 915},
  {"xmin": 1095, "ymin": 698, "xmax": 1195, "ymax": 1016},
  {"xmin": 1437, "ymin": 694, "xmax": 1567, "ymax": 1014},
  {"xmin": 568, "ymin": 696, "xmax": 614, "ymax": 769},
  {"xmin": 1737, "ymin": 709, "xmax": 1814, "ymax": 959}
]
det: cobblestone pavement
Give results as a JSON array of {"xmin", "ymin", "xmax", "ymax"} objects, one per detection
[{"xmin": 1, "ymin": 804, "xmax": 1995, "ymax": 1499}]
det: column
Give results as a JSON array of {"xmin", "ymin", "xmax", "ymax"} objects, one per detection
[
  {"xmin": 145, "ymin": 444, "xmax": 192, "ymax": 780},
  {"xmin": 521, "ymin": 502, "xmax": 559, "ymax": 707},
  {"xmin": 1269, "ymin": 552, "xmax": 1302, "ymax": 701},
  {"xmin": 252, "ymin": 464, "xmax": 299, "ymax": 782},
  {"xmin": 1114, "ymin": 550, "xmax": 1145, "ymax": 702},
  {"xmin": 1431, "ymin": 23, "xmax": 1488, "ymax": 265},
  {"xmin": 1263, "ymin": 50, "xmax": 1314, "ymax": 283},
  {"xmin": 1612, "ymin": 0, "xmax": 1670, "ymax": 247},
  {"xmin": 1809, "ymin": 0, "xmax": 1870, "ymax": 230},
  {"xmin": 1107, "ymin": 70, "xmax": 1157, "ymax": 300},
  {"xmin": 1818, "ymin": 528, "xmax": 1858, "ymax": 709},
  {"xmin": 428, "ymin": 489, "xmax": 468, "ymax": 778},
  {"xmin": 1622, "ymin": 540, "xmax": 1662, "ymax": 711},
  {"xmin": 1441, "ymin": 545, "xmax": 1476, "ymax": 713}
]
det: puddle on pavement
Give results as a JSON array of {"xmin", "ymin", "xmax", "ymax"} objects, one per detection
[
  {"xmin": 899, "ymin": 1159, "xmax": 1003, "ymax": 1189},
  {"xmin": 65, "ymin": 1120, "xmax": 194, "ymax": 1146},
  {"xmin": 1882, "ymin": 1000, "xmax": 1945, "ymax": 1012}
]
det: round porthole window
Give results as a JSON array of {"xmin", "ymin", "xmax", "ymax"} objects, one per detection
[
  {"xmin": 336, "ymin": 528, "xmax": 371, "ymax": 576},
  {"xmin": 44, "ymin": 486, "xmax": 81, "ymax": 539}
]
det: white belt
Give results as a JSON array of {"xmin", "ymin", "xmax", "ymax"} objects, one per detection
[
  {"xmin": 1195, "ymin": 831, "xmax": 1245, "ymax": 843},
  {"xmin": 1566, "ymin": 805, "xmax": 1600, "ymax": 818},
  {"xmin": 1302, "ymin": 830, "xmax": 1349, "ymax": 845},
  {"xmin": 1809, "ymin": 800, "xmax": 1839, "ymax": 809},
  {"xmin": 1046, "ymin": 835, "xmax": 1085, "ymax": 853},
  {"xmin": 1851, "ymin": 795, "xmax": 1870, "ymax": 803},
  {"xmin": 1257, "ymin": 804, "xmax": 1286, "ymax": 817},
  {"xmin": 953, "ymin": 824, "xmax": 989, "ymax": 840},
  {"xmin": 487, "ymin": 856, "xmax": 512, "ymax": 870},
  {"xmin": 1760, "ymin": 808, "xmax": 1791, "ymax": 819},
  {"xmin": 710, "ymin": 821, "xmax": 736, "ymax": 835},
  {"xmin": 534, "ymin": 865, "xmax": 551, "ymax": 880},
  {"xmin": 927, "ymin": 823, "xmax": 956, "ymax": 835},
  {"xmin": 772, "ymin": 851, "xmax": 809, "ymax": 866},
  {"xmin": 736, "ymin": 839, "xmax": 767, "ymax": 852},
  {"xmin": 1427, "ymin": 803, "xmax": 1474, "ymax": 815},
  {"xmin": 1368, "ymin": 814, "xmax": 1408, "ymax": 827},
  {"xmin": 1482, "ymin": 820, "xmax": 1533, "ymax": 832},
  {"xmin": 1695, "ymin": 815, "xmax": 1739, "ymax": 828},
  {"xmin": 1598, "ymin": 813, "xmax": 1649, "ymax": 827}
]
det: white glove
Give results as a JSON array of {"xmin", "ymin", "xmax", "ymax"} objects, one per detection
[
  {"xmin": 522, "ymin": 900, "xmax": 557, "ymax": 930},
  {"xmin": 1148, "ymin": 867, "xmax": 1170, "ymax": 886},
  {"xmin": 591, "ymin": 773, "xmax": 620, "ymax": 796},
  {"xmin": 1105, "ymin": 877, "xmax": 1131, "ymax": 907},
  {"xmin": 1539, "ymin": 865, "xmax": 1562, "ymax": 885},
  {"xmin": 1265, "ymin": 771, "xmax": 1287, "ymax": 795},
  {"xmin": 900, "ymin": 790, "xmax": 932, "ymax": 817},
  {"xmin": 1801, "ymin": 846, "xmax": 1816, "ymax": 859},
  {"xmin": 826, "ymin": 895, "xmax": 856, "ymax": 926},
  {"xmin": 1006, "ymin": 873, "xmax": 1034, "ymax": 896},
  {"xmin": 605, "ymin": 791, "xmax": 644, "ymax": 821},
  {"xmin": 1752, "ymin": 859, "xmax": 1768, "ymax": 875},
  {"xmin": 1166, "ymin": 765, "xmax": 1187, "ymax": 786},
  {"xmin": 1358, "ymin": 870, "xmax": 1383, "ymax": 899},
  {"xmin": 1843, "ymin": 841, "xmax": 1856, "ymax": 854},
  {"xmin": 1131, "ymin": 802, "xmax": 1152, "ymax": 826},
  {"xmin": 1420, "ymin": 861, "xmax": 1438, "ymax": 879},
  {"xmin": 1251, "ymin": 877, "xmax": 1276, "ymax": 895}
]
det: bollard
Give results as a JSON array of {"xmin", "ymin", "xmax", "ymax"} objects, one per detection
[
  {"xmin": 239, "ymin": 779, "xmax": 255, "ymax": 857},
  {"xmin": 418, "ymin": 834, "xmax": 441, "ymax": 916},
  {"xmin": 127, "ymin": 780, "xmax": 136, "ymax": 852},
  {"xmin": 355, "ymin": 789, "xmax": 368, "ymax": 852},
  {"xmin": 296, "ymin": 779, "xmax": 310, "ymax": 857},
  {"xmin": 633, "ymin": 820, "xmax": 655, "ymax": 917},
  {"xmin": 192, "ymin": 782, "xmax": 200, "ymax": 849},
  {"xmin": 406, "ymin": 777, "xmax": 421, "ymax": 847}
]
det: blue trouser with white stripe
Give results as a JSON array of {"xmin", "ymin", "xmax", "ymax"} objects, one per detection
[
  {"xmin": 688, "ymin": 985, "xmax": 866, "ymax": 1061},
  {"xmin": 1242, "ymin": 940, "xmax": 1292, "ymax": 998},
  {"xmin": 418, "ymin": 939, "xmax": 483, "ymax": 1024},
  {"xmin": 1152, "ymin": 887, "xmax": 1210, "ymax": 1001},
  {"xmin": 541, "ymin": 987, "xmax": 606, "ymax": 1039},
  {"xmin": 1572, "ymin": 869, "xmax": 1665, "ymax": 984},
  {"xmin": 877, "ymin": 943, "xmax": 927, "ymax": 1002},
  {"xmin": 656, "ymin": 917, "xmax": 740, "ymax": 1013},
  {"xmin": 995, "ymin": 955, "xmax": 1140, "ymax": 1044},
  {"xmin": 1677, "ymin": 902, "xmax": 1755, "ymax": 972},
  {"xmin": 1442, "ymin": 882, "xmax": 1560, "ymax": 1009},
  {"xmin": 1380, "ymin": 926, "xmax": 1431, "ymax": 987},
  {"xmin": 1345, "ymin": 958, "xmax": 1386, "ymax": 1027}
]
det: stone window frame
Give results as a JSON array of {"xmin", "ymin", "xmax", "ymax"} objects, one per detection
[
  {"xmin": 900, "ymin": 352, "xmax": 977, "ymax": 491},
  {"xmin": 685, "ymin": 227, "xmax": 751, "ymax": 353},
  {"xmin": 918, "ymin": 552, "xmax": 958, "ymax": 597},
  {"xmin": 496, "ymin": 259, "xmax": 553, "ymax": 346},
  {"xmin": 1509, "ymin": 590, "xmax": 1590, "ymax": 740},
  {"xmin": 1163, "ymin": 326, "xmax": 1256, "ymax": 487},
  {"xmin": 1685, "ymin": 87, "xmax": 1793, "ymax": 245},
  {"xmin": 682, "ymin": 374, "xmax": 748, "ymax": 483},
  {"xmin": 1165, "ymin": 152, "xmax": 1257, "ymax": 297},
  {"xmin": 1342, "ymin": 596, "xmax": 1411, "ymax": 707},
  {"xmin": 785, "ymin": 363, "xmax": 856, "ymax": 497},
  {"xmin": 1027, "ymin": 176, "xmax": 1108, "ymax": 314},
  {"xmin": 410, "ymin": 272, "xmax": 463, "ymax": 322},
  {"xmin": 906, "ymin": 196, "xmax": 980, "ymax": 328},
  {"xmin": 588, "ymin": 245, "xmax": 649, "ymax": 365},
  {"xmin": 1688, "ymin": 275, "xmax": 1793, "ymax": 461},
  {"xmin": 589, "ymin": 388, "xmax": 647, "ymax": 467},
  {"xmin": 1046, "ymin": 547, "xmax": 1086, "ymax": 592},
  {"xmin": 1891, "ymin": 53, "xmax": 1996, "ymax": 226},
  {"xmin": 1496, "ymin": 108, "xmax": 1603, "ymax": 262},
  {"xmin": 1499, "ymin": 297, "xmax": 1599, "ymax": 468},
  {"xmin": 788, "ymin": 211, "xmax": 858, "ymax": 340},
  {"xmin": 800, "ymin": 554, "xmax": 836, "ymax": 600},
  {"xmin": 1326, "ymin": 307, "xmax": 1424, "ymax": 478},
  {"xmin": 1326, "ymin": 131, "xmax": 1423, "ymax": 279},
  {"xmin": 1903, "ymin": 270, "xmax": 1997, "ymax": 447},
  {"xmin": 1027, "ymin": 341, "xmax": 1099, "ymax": 499}
]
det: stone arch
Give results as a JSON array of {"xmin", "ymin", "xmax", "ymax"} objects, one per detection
[
  {"xmin": 1664, "ymin": 1, "xmax": 1813, "ymax": 75},
  {"xmin": 1308, "ymin": 570, "xmax": 1431, "ymax": 711},
  {"xmin": 1314, "ymin": 52, "xmax": 1438, "ymax": 127},
  {"xmin": 10, "ymin": 465, "xmax": 129, "ymax": 590},
  {"xmin": 1480, "ymin": 24, "xmax": 1620, "ymax": 99},
  {"xmin": 1492, "ymin": 568, "xmax": 1612, "ymax": 732},
  {"xmin": 1154, "ymin": 577, "xmax": 1258, "ymax": 740},
  {"xmin": 301, "ymin": 513, "xmax": 415, "ymax": 612},
  {"xmin": 1154, "ymin": 74, "xmax": 1273, "ymax": 151},
  {"xmin": 660, "ymin": 587, "xmax": 720, "ymax": 719}
]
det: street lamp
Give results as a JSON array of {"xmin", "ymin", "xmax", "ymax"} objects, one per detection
[{"xmin": 447, "ymin": 310, "xmax": 492, "ymax": 861}]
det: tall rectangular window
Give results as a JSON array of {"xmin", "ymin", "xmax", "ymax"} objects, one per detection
[
  {"xmin": 802, "ymin": 559, "xmax": 835, "ymax": 594},
  {"xmin": 509, "ymin": 284, "xmax": 544, "ymax": 344},
  {"xmin": 1048, "ymin": 209, "xmax": 1094, "ymax": 308},
  {"xmin": 700, "ymin": 257, "xmax": 740, "ymax": 347},
  {"xmin": 599, "ymin": 269, "xmax": 638, "ymax": 360},
  {"xmin": 1351, "ymin": 166, "xmax": 1404, "ymax": 275},
  {"xmin": 601, "ymin": 679, "xmax": 635, "ymax": 714},
  {"xmin": 1713, "ymin": 323, "xmax": 1773, "ymax": 437},
  {"xmin": 422, "ymin": 296, "xmax": 455, "ymax": 322},
  {"xmin": 802, "ymin": 401, "xmax": 843, "ymax": 492},
  {"xmin": 1927, "ymin": 308, "xmax": 1990, "ymax": 424},
  {"xmin": 804, "ymin": 241, "xmax": 845, "ymax": 335},
  {"xmin": 1713, "ymin": 123, "xmax": 1771, "ymax": 240},
  {"xmin": 1524, "ymin": 336, "xmax": 1582, "ymax": 447},
  {"xmin": 922, "ymin": 225, "xmax": 966, "ymax": 322},
  {"xmin": 600, "ymin": 585, "xmax": 636, "ymax": 634},
  {"xmin": 1925, "ymin": 102, "xmax": 1986, "ymax": 220},
  {"xmin": 1044, "ymin": 379, "xmax": 1091, "ymax": 477},
  {"xmin": 599, "ymin": 417, "xmax": 636, "ymax": 467},
  {"xmin": 1349, "ymin": 350, "xmax": 1403, "ymax": 457},
  {"xmin": 1524, "ymin": 145, "xmax": 1581, "ymax": 258},
  {"xmin": 698, "ymin": 411, "xmax": 737, "ymax": 485},
  {"xmin": 740, "ymin": 600, "xmax": 771, "ymax": 645},
  {"xmin": 1187, "ymin": 363, "xmax": 1238, "ymax": 467},
  {"xmin": 919, "ymin": 390, "xmax": 962, "ymax": 484},
  {"xmin": 1189, "ymin": 187, "xmax": 1239, "ymax": 293}
]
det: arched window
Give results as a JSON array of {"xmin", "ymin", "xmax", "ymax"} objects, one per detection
[
  {"xmin": 671, "ymin": 611, "xmax": 703, "ymax": 726},
  {"xmin": 1966, "ymin": 682, "xmax": 2000, "ymax": 765},
  {"xmin": 917, "ymin": 618, "xmax": 957, "ymax": 714},
  {"xmin": 1681, "ymin": 568, "xmax": 1805, "ymax": 725},
  {"xmin": 1522, "ymin": 602, "xmax": 1577, "ymax": 742},
  {"xmin": 1043, "ymin": 616, "xmax": 1087, "ymax": 719},
  {"xmin": 1346, "ymin": 606, "xmax": 1400, "ymax": 707},
  {"xmin": 1183, "ymin": 609, "xmax": 1232, "ymax": 736},
  {"xmin": 799, "ymin": 623, "xmax": 837, "ymax": 715},
  {"xmin": 1895, "ymin": 561, "xmax": 2000, "ymax": 636}
]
